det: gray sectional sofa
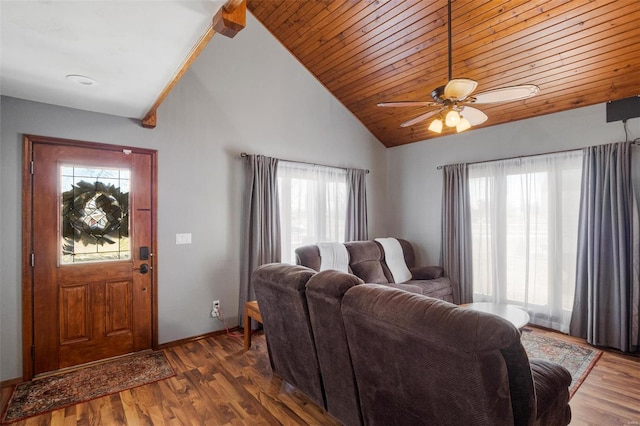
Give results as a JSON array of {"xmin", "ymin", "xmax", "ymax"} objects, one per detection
[
  {"xmin": 295, "ymin": 238, "xmax": 456, "ymax": 302},
  {"xmin": 252, "ymin": 263, "xmax": 572, "ymax": 426}
]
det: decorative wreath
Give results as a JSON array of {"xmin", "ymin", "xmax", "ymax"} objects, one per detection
[{"xmin": 62, "ymin": 180, "xmax": 129, "ymax": 248}]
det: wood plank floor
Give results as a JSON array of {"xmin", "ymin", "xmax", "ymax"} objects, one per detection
[{"xmin": 1, "ymin": 327, "xmax": 639, "ymax": 425}]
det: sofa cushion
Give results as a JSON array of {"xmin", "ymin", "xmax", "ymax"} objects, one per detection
[
  {"xmin": 295, "ymin": 244, "xmax": 322, "ymax": 272},
  {"xmin": 385, "ymin": 282, "xmax": 426, "ymax": 295},
  {"xmin": 410, "ymin": 265, "xmax": 444, "ymax": 280},
  {"xmin": 345, "ymin": 241, "xmax": 391, "ymax": 283},
  {"xmin": 412, "ymin": 277, "xmax": 454, "ymax": 302},
  {"xmin": 349, "ymin": 261, "xmax": 388, "ymax": 284},
  {"xmin": 397, "ymin": 238, "xmax": 416, "ymax": 268}
]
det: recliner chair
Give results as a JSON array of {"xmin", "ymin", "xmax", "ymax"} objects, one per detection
[
  {"xmin": 341, "ymin": 284, "xmax": 572, "ymax": 426},
  {"xmin": 306, "ymin": 270, "xmax": 365, "ymax": 426},
  {"xmin": 252, "ymin": 263, "xmax": 325, "ymax": 408}
]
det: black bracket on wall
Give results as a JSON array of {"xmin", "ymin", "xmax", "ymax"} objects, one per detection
[{"xmin": 606, "ymin": 95, "xmax": 640, "ymax": 123}]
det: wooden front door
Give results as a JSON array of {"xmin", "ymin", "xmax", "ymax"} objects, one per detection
[{"xmin": 23, "ymin": 135, "xmax": 157, "ymax": 377}]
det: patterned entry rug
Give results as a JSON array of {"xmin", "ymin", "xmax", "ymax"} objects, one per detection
[
  {"xmin": 1, "ymin": 351, "xmax": 174, "ymax": 424},
  {"xmin": 521, "ymin": 330, "xmax": 602, "ymax": 398}
]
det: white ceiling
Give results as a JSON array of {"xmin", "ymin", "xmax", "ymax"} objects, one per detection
[{"xmin": 1, "ymin": 0, "xmax": 225, "ymax": 119}]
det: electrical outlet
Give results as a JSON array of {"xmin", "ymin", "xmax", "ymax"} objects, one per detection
[{"xmin": 211, "ymin": 300, "xmax": 221, "ymax": 319}]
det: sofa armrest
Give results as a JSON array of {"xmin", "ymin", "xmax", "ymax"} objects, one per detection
[
  {"xmin": 410, "ymin": 266, "xmax": 444, "ymax": 280},
  {"xmin": 530, "ymin": 359, "xmax": 572, "ymax": 425}
]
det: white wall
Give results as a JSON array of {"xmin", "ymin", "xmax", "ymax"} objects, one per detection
[
  {"xmin": 386, "ymin": 103, "xmax": 640, "ymax": 267},
  {"xmin": 0, "ymin": 13, "xmax": 387, "ymax": 381}
]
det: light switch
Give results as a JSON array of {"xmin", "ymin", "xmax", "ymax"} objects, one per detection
[{"xmin": 176, "ymin": 233, "xmax": 192, "ymax": 244}]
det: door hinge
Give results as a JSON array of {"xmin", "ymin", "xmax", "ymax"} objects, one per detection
[
  {"xmin": 31, "ymin": 252, "xmax": 35, "ymax": 267},
  {"xmin": 30, "ymin": 160, "xmax": 34, "ymax": 175},
  {"xmin": 31, "ymin": 345, "xmax": 35, "ymax": 360}
]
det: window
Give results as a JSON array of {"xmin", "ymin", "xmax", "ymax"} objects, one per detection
[
  {"xmin": 60, "ymin": 165, "xmax": 130, "ymax": 264},
  {"xmin": 468, "ymin": 151, "xmax": 583, "ymax": 332},
  {"xmin": 278, "ymin": 161, "xmax": 347, "ymax": 263}
]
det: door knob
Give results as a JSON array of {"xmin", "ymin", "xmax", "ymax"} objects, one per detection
[{"xmin": 134, "ymin": 263, "xmax": 149, "ymax": 274}]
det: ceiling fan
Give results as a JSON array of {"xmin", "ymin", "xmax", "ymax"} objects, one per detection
[{"xmin": 378, "ymin": 0, "xmax": 539, "ymax": 133}]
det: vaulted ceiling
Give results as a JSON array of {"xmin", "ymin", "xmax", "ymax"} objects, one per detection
[{"xmin": 247, "ymin": 0, "xmax": 640, "ymax": 147}]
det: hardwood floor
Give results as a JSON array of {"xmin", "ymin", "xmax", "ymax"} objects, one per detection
[{"xmin": 1, "ymin": 328, "xmax": 638, "ymax": 425}]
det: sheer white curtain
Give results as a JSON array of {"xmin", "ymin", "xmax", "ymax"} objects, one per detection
[
  {"xmin": 468, "ymin": 151, "xmax": 583, "ymax": 332},
  {"xmin": 278, "ymin": 161, "xmax": 348, "ymax": 263}
]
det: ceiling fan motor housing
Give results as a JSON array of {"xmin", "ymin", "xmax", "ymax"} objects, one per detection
[{"xmin": 431, "ymin": 86, "xmax": 446, "ymax": 103}]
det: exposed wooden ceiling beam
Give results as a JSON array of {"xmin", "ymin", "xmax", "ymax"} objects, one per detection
[
  {"xmin": 213, "ymin": 0, "xmax": 247, "ymax": 38},
  {"xmin": 142, "ymin": 0, "xmax": 246, "ymax": 129}
]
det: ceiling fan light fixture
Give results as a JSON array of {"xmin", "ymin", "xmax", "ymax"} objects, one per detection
[
  {"xmin": 428, "ymin": 118, "xmax": 443, "ymax": 133},
  {"xmin": 445, "ymin": 109, "xmax": 460, "ymax": 127},
  {"xmin": 456, "ymin": 117, "xmax": 471, "ymax": 132}
]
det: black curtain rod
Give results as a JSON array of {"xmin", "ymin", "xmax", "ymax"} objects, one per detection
[
  {"xmin": 240, "ymin": 152, "xmax": 370, "ymax": 173},
  {"xmin": 436, "ymin": 140, "xmax": 640, "ymax": 170}
]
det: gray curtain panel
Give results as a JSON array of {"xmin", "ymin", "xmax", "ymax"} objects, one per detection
[
  {"xmin": 570, "ymin": 142, "xmax": 639, "ymax": 353},
  {"xmin": 238, "ymin": 155, "xmax": 281, "ymax": 328},
  {"xmin": 440, "ymin": 164, "xmax": 473, "ymax": 304},
  {"xmin": 345, "ymin": 168, "xmax": 368, "ymax": 242}
]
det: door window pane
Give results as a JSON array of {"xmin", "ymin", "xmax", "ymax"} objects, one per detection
[{"xmin": 60, "ymin": 165, "xmax": 130, "ymax": 264}]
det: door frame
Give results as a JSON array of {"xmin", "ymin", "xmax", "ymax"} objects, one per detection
[{"xmin": 21, "ymin": 134, "xmax": 159, "ymax": 380}]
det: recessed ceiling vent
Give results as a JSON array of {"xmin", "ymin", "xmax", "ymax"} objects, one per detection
[{"xmin": 66, "ymin": 74, "xmax": 97, "ymax": 86}]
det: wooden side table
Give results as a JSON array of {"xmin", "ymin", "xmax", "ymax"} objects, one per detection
[{"xmin": 243, "ymin": 300, "xmax": 262, "ymax": 350}]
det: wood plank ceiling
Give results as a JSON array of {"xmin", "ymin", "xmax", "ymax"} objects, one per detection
[{"xmin": 247, "ymin": 0, "xmax": 640, "ymax": 147}]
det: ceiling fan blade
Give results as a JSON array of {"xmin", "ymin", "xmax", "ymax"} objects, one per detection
[
  {"xmin": 378, "ymin": 101, "xmax": 440, "ymax": 108},
  {"xmin": 473, "ymin": 84, "xmax": 540, "ymax": 104},
  {"xmin": 444, "ymin": 79, "xmax": 478, "ymax": 101},
  {"xmin": 400, "ymin": 109, "xmax": 442, "ymax": 128},
  {"xmin": 460, "ymin": 106, "xmax": 488, "ymax": 126}
]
